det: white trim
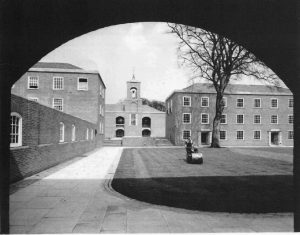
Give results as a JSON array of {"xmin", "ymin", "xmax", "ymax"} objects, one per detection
[
  {"xmin": 201, "ymin": 113, "xmax": 209, "ymax": 124},
  {"xmin": 201, "ymin": 97, "xmax": 209, "ymax": 107},
  {"xmin": 236, "ymin": 130, "xmax": 244, "ymax": 140},
  {"xmin": 53, "ymin": 76, "xmax": 64, "ymax": 90},
  {"xmin": 91, "ymin": 129, "xmax": 94, "ymax": 140},
  {"xmin": 182, "ymin": 113, "xmax": 191, "ymax": 124},
  {"xmin": 270, "ymin": 115, "xmax": 279, "ymax": 124},
  {"xmin": 59, "ymin": 122, "xmax": 65, "ymax": 142},
  {"xmin": 27, "ymin": 76, "xmax": 39, "ymax": 89},
  {"xmin": 53, "ymin": 98, "xmax": 64, "ymax": 111},
  {"xmin": 219, "ymin": 130, "xmax": 227, "ymax": 140},
  {"xmin": 236, "ymin": 114, "xmax": 244, "ymax": 124},
  {"xmin": 10, "ymin": 112, "xmax": 22, "ymax": 147},
  {"xmin": 86, "ymin": 128, "xmax": 89, "ymax": 140},
  {"xmin": 220, "ymin": 114, "xmax": 227, "ymax": 124},
  {"xmin": 253, "ymin": 130, "xmax": 261, "ymax": 140},
  {"xmin": 270, "ymin": 98, "xmax": 278, "ymax": 108},
  {"xmin": 253, "ymin": 114, "xmax": 261, "ymax": 124},
  {"xmin": 77, "ymin": 77, "xmax": 88, "ymax": 90},
  {"xmin": 236, "ymin": 98, "xmax": 244, "ymax": 108},
  {"xmin": 71, "ymin": 124, "xmax": 76, "ymax": 142},
  {"xmin": 182, "ymin": 130, "xmax": 191, "ymax": 140},
  {"xmin": 253, "ymin": 98, "xmax": 262, "ymax": 108},
  {"xmin": 183, "ymin": 96, "xmax": 191, "ymax": 107}
]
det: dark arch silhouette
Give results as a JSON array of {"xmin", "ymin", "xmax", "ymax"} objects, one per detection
[
  {"xmin": 116, "ymin": 129, "xmax": 125, "ymax": 138},
  {"xmin": 116, "ymin": 116, "xmax": 125, "ymax": 125},
  {"xmin": 0, "ymin": 0, "xmax": 298, "ymax": 232},
  {"xmin": 142, "ymin": 129, "xmax": 151, "ymax": 137},
  {"xmin": 142, "ymin": 117, "xmax": 151, "ymax": 128}
]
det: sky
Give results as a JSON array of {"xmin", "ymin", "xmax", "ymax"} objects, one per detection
[{"xmin": 40, "ymin": 22, "xmax": 285, "ymax": 104}]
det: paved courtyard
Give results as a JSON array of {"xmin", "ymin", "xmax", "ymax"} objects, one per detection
[{"xmin": 10, "ymin": 147, "xmax": 293, "ymax": 233}]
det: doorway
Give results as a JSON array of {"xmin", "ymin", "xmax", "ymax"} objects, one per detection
[
  {"xmin": 198, "ymin": 131, "xmax": 211, "ymax": 146},
  {"xmin": 270, "ymin": 131, "xmax": 280, "ymax": 145}
]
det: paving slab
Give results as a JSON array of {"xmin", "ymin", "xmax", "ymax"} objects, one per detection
[{"xmin": 30, "ymin": 217, "xmax": 79, "ymax": 233}]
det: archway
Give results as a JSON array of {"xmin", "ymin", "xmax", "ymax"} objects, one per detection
[
  {"xmin": 116, "ymin": 129, "xmax": 125, "ymax": 138},
  {"xmin": 0, "ymin": 0, "xmax": 298, "ymax": 233},
  {"xmin": 142, "ymin": 129, "xmax": 151, "ymax": 137},
  {"xmin": 116, "ymin": 116, "xmax": 125, "ymax": 126},
  {"xmin": 142, "ymin": 117, "xmax": 151, "ymax": 128}
]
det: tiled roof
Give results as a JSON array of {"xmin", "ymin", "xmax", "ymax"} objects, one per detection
[
  {"xmin": 106, "ymin": 103, "xmax": 165, "ymax": 113},
  {"xmin": 181, "ymin": 83, "xmax": 292, "ymax": 95},
  {"xmin": 32, "ymin": 62, "xmax": 82, "ymax": 70}
]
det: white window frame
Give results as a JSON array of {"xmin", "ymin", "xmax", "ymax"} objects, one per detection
[
  {"xmin": 53, "ymin": 98, "xmax": 63, "ymax": 111},
  {"xmin": 53, "ymin": 77, "xmax": 64, "ymax": 90},
  {"xmin": 182, "ymin": 113, "xmax": 191, "ymax": 124},
  {"xmin": 236, "ymin": 114, "xmax": 244, "ymax": 124},
  {"xmin": 201, "ymin": 97, "xmax": 209, "ymax": 107},
  {"xmin": 170, "ymin": 99, "xmax": 173, "ymax": 112},
  {"xmin": 182, "ymin": 130, "xmax": 191, "ymax": 140},
  {"xmin": 77, "ymin": 77, "xmax": 88, "ymax": 91},
  {"xmin": 91, "ymin": 129, "xmax": 94, "ymax": 140},
  {"xmin": 271, "ymin": 98, "xmax": 278, "ymax": 108},
  {"xmin": 288, "ymin": 130, "xmax": 294, "ymax": 139},
  {"xmin": 130, "ymin": 113, "xmax": 138, "ymax": 126},
  {"xmin": 220, "ymin": 114, "xmax": 227, "ymax": 124},
  {"xmin": 253, "ymin": 130, "xmax": 261, "ymax": 140},
  {"xmin": 59, "ymin": 122, "xmax": 65, "ymax": 143},
  {"xmin": 236, "ymin": 98, "xmax": 244, "ymax": 108},
  {"xmin": 288, "ymin": 98, "xmax": 293, "ymax": 108},
  {"xmin": 254, "ymin": 98, "xmax": 261, "ymax": 108},
  {"xmin": 288, "ymin": 115, "xmax": 293, "ymax": 124},
  {"xmin": 10, "ymin": 112, "xmax": 22, "ymax": 147},
  {"xmin": 183, "ymin": 96, "xmax": 191, "ymax": 107},
  {"xmin": 86, "ymin": 128, "xmax": 89, "ymax": 140},
  {"xmin": 236, "ymin": 130, "xmax": 244, "ymax": 140},
  {"xmin": 201, "ymin": 113, "xmax": 209, "ymax": 124},
  {"xmin": 253, "ymin": 114, "xmax": 261, "ymax": 124},
  {"xmin": 71, "ymin": 124, "xmax": 76, "ymax": 142},
  {"xmin": 28, "ymin": 76, "xmax": 39, "ymax": 89},
  {"xmin": 222, "ymin": 97, "xmax": 227, "ymax": 107},
  {"xmin": 220, "ymin": 130, "xmax": 227, "ymax": 140},
  {"xmin": 271, "ymin": 115, "xmax": 278, "ymax": 124}
]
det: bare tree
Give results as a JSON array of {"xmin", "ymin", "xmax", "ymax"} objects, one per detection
[{"xmin": 168, "ymin": 23, "xmax": 278, "ymax": 147}]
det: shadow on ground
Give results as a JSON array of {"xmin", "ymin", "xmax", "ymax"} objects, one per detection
[{"xmin": 112, "ymin": 175, "xmax": 293, "ymax": 213}]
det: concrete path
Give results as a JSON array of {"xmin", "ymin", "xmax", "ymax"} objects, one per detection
[{"xmin": 10, "ymin": 147, "xmax": 293, "ymax": 233}]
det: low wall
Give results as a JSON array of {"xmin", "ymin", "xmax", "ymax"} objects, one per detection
[
  {"xmin": 122, "ymin": 137, "xmax": 166, "ymax": 146},
  {"xmin": 10, "ymin": 95, "xmax": 99, "ymax": 182}
]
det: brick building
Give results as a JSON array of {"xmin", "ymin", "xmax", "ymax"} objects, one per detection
[
  {"xmin": 105, "ymin": 75, "xmax": 166, "ymax": 144},
  {"xmin": 165, "ymin": 83, "xmax": 293, "ymax": 147},
  {"xmin": 11, "ymin": 62, "xmax": 106, "ymax": 145}
]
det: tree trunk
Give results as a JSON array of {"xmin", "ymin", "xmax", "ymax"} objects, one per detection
[{"xmin": 210, "ymin": 92, "xmax": 223, "ymax": 148}]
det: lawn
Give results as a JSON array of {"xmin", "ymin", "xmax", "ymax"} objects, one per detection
[{"xmin": 111, "ymin": 147, "xmax": 293, "ymax": 213}]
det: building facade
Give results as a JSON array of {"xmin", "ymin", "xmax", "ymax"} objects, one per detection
[
  {"xmin": 11, "ymin": 62, "xmax": 106, "ymax": 145},
  {"xmin": 166, "ymin": 83, "xmax": 293, "ymax": 147},
  {"xmin": 105, "ymin": 75, "xmax": 166, "ymax": 141}
]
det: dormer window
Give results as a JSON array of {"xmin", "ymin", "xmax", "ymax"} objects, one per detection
[{"xmin": 130, "ymin": 87, "xmax": 137, "ymax": 98}]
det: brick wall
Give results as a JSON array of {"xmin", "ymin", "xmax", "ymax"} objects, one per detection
[{"xmin": 10, "ymin": 95, "xmax": 101, "ymax": 182}]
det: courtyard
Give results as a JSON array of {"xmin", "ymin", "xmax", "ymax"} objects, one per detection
[{"xmin": 112, "ymin": 147, "xmax": 293, "ymax": 213}]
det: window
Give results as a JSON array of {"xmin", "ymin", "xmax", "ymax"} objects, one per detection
[
  {"xmin": 28, "ymin": 76, "xmax": 39, "ymax": 89},
  {"xmin": 59, "ymin": 122, "xmax": 64, "ymax": 142},
  {"xmin": 86, "ymin": 128, "xmax": 89, "ymax": 140},
  {"xmin": 201, "ymin": 113, "xmax": 209, "ymax": 124},
  {"xmin": 183, "ymin": 96, "xmax": 191, "ymax": 106},
  {"xmin": 10, "ymin": 113, "xmax": 22, "ymax": 147},
  {"xmin": 71, "ymin": 125, "xmax": 76, "ymax": 141},
  {"xmin": 288, "ymin": 131, "xmax": 294, "ymax": 139},
  {"xmin": 289, "ymin": 98, "xmax": 293, "ymax": 108},
  {"xmin": 220, "ymin": 131, "xmax": 226, "ymax": 140},
  {"xmin": 271, "ymin": 98, "xmax": 278, "ymax": 108},
  {"xmin": 78, "ymin": 77, "xmax": 88, "ymax": 90},
  {"xmin": 254, "ymin": 98, "xmax": 261, "ymax": 108},
  {"xmin": 53, "ymin": 77, "xmax": 64, "ymax": 90},
  {"xmin": 28, "ymin": 97, "xmax": 38, "ymax": 102},
  {"xmin": 221, "ymin": 97, "xmax": 227, "ymax": 107},
  {"xmin": 254, "ymin": 130, "xmax": 261, "ymax": 140},
  {"xmin": 271, "ymin": 115, "xmax": 278, "ymax": 124},
  {"xmin": 183, "ymin": 113, "xmax": 191, "ymax": 124},
  {"xmin": 91, "ymin": 129, "xmax": 94, "ymax": 140},
  {"xmin": 99, "ymin": 85, "xmax": 102, "ymax": 96},
  {"xmin": 182, "ymin": 130, "xmax": 191, "ymax": 140},
  {"xmin": 254, "ymin": 115, "xmax": 261, "ymax": 124},
  {"xmin": 236, "ymin": 114, "xmax": 244, "ymax": 124},
  {"xmin": 201, "ymin": 97, "xmax": 209, "ymax": 107},
  {"xmin": 288, "ymin": 115, "xmax": 293, "ymax": 124},
  {"xmin": 236, "ymin": 131, "xmax": 244, "ymax": 140},
  {"xmin": 130, "ymin": 114, "xmax": 137, "ymax": 126},
  {"xmin": 170, "ymin": 99, "xmax": 173, "ymax": 112},
  {"xmin": 53, "ymin": 98, "xmax": 63, "ymax": 111},
  {"xmin": 220, "ymin": 114, "xmax": 227, "ymax": 124},
  {"xmin": 236, "ymin": 98, "xmax": 244, "ymax": 108}
]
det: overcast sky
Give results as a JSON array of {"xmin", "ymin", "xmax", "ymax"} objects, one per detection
[{"xmin": 40, "ymin": 22, "xmax": 284, "ymax": 104}]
